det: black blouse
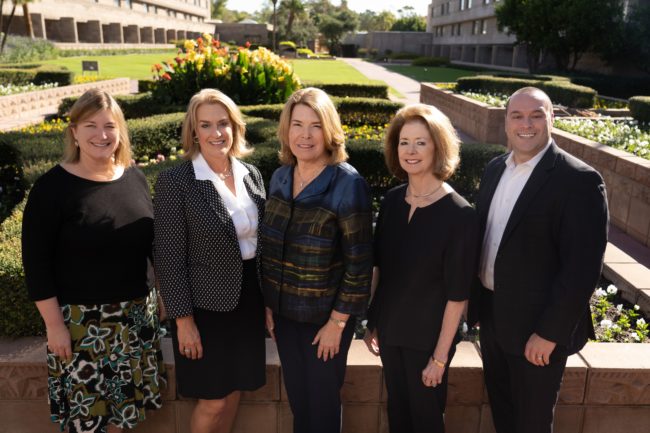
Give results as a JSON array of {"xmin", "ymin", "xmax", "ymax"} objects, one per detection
[
  {"xmin": 22, "ymin": 165, "xmax": 153, "ymax": 305},
  {"xmin": 368, "ymin": 184, "xmax": 479, "ymax": 352}
]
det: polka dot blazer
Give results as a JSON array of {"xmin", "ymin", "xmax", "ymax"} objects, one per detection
[{"xmin": 153, "ymin": 159, "xmax": 266, "ymax": 319}]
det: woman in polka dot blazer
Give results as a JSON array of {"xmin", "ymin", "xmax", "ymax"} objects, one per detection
[{"xmin": 153, "ymin": 89, "xmax": 266, "ymax": 433}]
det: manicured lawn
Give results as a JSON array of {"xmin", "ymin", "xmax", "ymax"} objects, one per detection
[
  {"xmin": 383, "ymin": 65, "xmax": 489, "ymax": 83},
  {"xmin": 291, "ymin": 59, "xmax": 380, "ymax": 84},
  {"xmin": 38, "ymin": 51, "xmax": 177, "ymax": 80}
]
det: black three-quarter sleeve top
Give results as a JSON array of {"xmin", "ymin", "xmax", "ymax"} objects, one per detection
[
  {"xmin": 367, "ymin": 184, "xmax": 479, "ymax": 353},
  {"xmin": 22, "ymin": 165, "xmax": 153, "ymax": 305}
]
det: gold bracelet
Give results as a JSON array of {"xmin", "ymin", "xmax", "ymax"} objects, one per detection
[{"xmin": 431, "ymin": 356, "xmax": 446, "ymax": 368}]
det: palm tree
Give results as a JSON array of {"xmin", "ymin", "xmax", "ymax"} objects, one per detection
[
  {"xmin": 283, "ymin": 0, "xmax": 304, "ymax": 40},
  {"xmin": 1, "ymin": 0, "xmax": 36, "ymax": 55},
  {"xmin": 271, "ymin": 0, "xmax": 278, "ymax": 51},
  {"xmin": 21, "ymin": 0, "xmax": 35, "ymax": 39}
]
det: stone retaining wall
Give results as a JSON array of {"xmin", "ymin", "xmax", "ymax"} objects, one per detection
[
  {"xmin": 1, "ymin": 338, "xmax": 649, "ymax": 433},
  {"xmin": 420, "ymin": 83, "xmax": 650, "ymax": 248},
  {"xmin": 0, "ymin": 78, "xmax": 132, "ymax": 121}
]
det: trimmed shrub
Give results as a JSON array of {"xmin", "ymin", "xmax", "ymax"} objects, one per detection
[
  {"xmin": 33, "ymin": 68, "xmax": 74, "ymax": 86},
  {"xmin": 241, "ymin": 98, "xmax": 402, "ymax": 126},
  {"xmin": 629, "ymin": 96, "xmax": 650, "ymax": 124},
  {"xmin": 58, "ymin": 93, "xmax": 184, "ymax": 119},
  {"xmin": 128, "ymin": 113, "xmax": 185, "ymax": 160},
  {"xmin": 571, "ymin": 75, "xmax": 650, "ymax": 100},
  {"xmin": 246, "ymin": 117, "xmax": 279, "ymax": 144},
  {"xmin": 412, "ymin": 56, "xmax": 450, "ymax": 67},
  {"xmin": 0, "ymin": 35, "xmax": 58, "ymax": 64},
  {"xmin": 138, "ymin": 79, "xmax": 157, "ymax": 93},
  {"xmin": 303, "ymin": 81, "xmax": 389, "ymax": 99},
  {"xmin": 0, "ymin": 68, "xmax": 37, "ymax": 85},
  {"xmin": 389, "ymin": 52, "xmax": 419, "ymax": 60},
  {"xmin": 0, "ymin": 200, "xmax": 44, "ymax": 337},
  {"xmin": 456, "ymin": 75, "xmax": 597, "ymax": 108},
  {"xmin": 0, "ymin": 143, "xmax": 27, "ymax": 223}
]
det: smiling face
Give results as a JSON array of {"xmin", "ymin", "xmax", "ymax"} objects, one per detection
[
  {"xmin": 397, "ymin": 120, "xmax": 436, "ymax": 179},
  {"xmin": 505, "ymin": 91, "xmax": 554, "ymax": 163},
  {"xmin": 288, "ymin": 104, "xmax": 328, "ymax": 166},
  {"xmin": 71, "ymin": 109, "xmax": 120, "ymax": 164},
  {"xmin": 195, "ymin": 103, "xmax": 233, "ymax": 164}
]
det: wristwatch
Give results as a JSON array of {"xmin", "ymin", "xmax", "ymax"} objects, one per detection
[{"xmin": 329, "ymin": 317, "xmax": 347, "ymax": 328}]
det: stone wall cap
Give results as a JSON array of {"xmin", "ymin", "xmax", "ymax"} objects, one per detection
[
  {"xmin": 450, "ymin": 341, "xmax": 483, "ymax": 368},
  {"xmin": 579, "ymin": 342, "xmax": 650, "ymax": 369}
]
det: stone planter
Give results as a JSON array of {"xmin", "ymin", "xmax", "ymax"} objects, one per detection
[
  {"xmin": 1, "ymin": 338, "xmax": 648, "ymax": 433},
  {"xmin": 0, "ymin": 78, "xmax": 131, "ymax": 121}
]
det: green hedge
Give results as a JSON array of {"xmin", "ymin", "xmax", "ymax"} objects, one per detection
[
  {"xmin": 411, "ymin": 56, "xmax": 450, "ymax": 67},
  {"xmin": 303, "ymin": 81, "xmax": 389, "ymax": 99},
  {"xmin": 241, "ymin": 97, "xmax": 402, "ymax": 126},
  {"xmin": 58, "ymin": 93, "xmax": 185, "ymax": 119},
  {"xmin": 0, "ymin": 143, "xmax": 27, "ymax": 223},
  {"xmin": 456, "ymin": 75, "xmax": 597, "ymax": 108},
  {"xmin": 0, "ymin": 65, "xmax": 73, "ymax": 86},
  {"xmin": 629, "ymin": 96, "xmax": 650, "ymax": 124}
]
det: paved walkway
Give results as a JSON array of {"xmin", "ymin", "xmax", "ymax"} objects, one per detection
[{"xmin": 340, "ymin": 57, "xmax": 477, "ymax": 143}]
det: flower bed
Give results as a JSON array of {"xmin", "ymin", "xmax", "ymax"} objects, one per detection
[
  {"xmin": 591, "ymin": 282, "xmax": 649, "ymax": 343},
  {"xmin": 554, "ymin": 118, "xmax": 650, "ymax": 160},
  {"xmin": 0, "ymin": 82, "xmax": 58, "ymax": 96}
]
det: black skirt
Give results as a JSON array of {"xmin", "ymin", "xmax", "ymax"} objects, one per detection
[{"xmin": 171, "ymin": 259, "xmax": 266, "ymax": 399}]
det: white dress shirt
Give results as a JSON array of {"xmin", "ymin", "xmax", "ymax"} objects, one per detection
[
  {"xmin": 479, "ymin": 142, "xmax": 551, "ymax": 290},
  {"xmin": 192, "ymin": 153, "xmax": 258, "ymax": 260}
]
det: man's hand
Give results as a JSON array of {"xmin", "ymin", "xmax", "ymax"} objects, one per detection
[
  {"xmin": 363, "ymin": 328, "xmax": 380, "ymax": 356},
  {"xmin": 525, "ymin": 333, "xmax": 556, "ymax": 366}
]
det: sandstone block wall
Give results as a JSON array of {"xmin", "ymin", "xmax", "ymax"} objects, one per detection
[{"xmin": 1, "ymin": 339, "xmax": 649, "ymax": 433}]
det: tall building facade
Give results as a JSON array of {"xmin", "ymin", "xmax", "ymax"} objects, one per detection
[
  {"xmin": 1, "ymin": 0, "xmax": 213, "ymax": 45},
  {"xmin": 426, "ymin": 0, "xmax": 528, "ymax": 70}
]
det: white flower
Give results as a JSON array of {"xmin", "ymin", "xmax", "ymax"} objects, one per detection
[
  {"xmin": 637, "ymin": 318, "xmax": 646, "ymax": 327},
  {"xmin": 616, "ymin": 304, "xmax": 623, "ymax": 312},
  {"xmin": 631, "ymin": 333, "xmax": 640, "ymax": 341},
  {"xmin": 594, "ymin": 288, "xmax": 607, "ymax": 297},
  {"xmin": 461, "ymin": 322, "xmax": 468, "ymax": 333},
  {"xmin": 361, "ymin": 319, "xmax": 368, "ymax": 327},
  {"xmin": 606, "ymin": 285, "xmax": 618, "ymax": 295},
  {"xmin": 611, "ymin": 324, "xmax": 620, "ymax": 331},
  {"xmin": 600, "ymin": 319, "xmax": 613, "ymax": 328},
  {"xmin": 634, "ymin": 305, "xmax": 640, "ymax": 311}
]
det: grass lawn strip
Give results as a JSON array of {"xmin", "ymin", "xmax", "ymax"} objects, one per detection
[{"xmin": 383, "ymin": 65, "xmax": 488, "ymax": 83}]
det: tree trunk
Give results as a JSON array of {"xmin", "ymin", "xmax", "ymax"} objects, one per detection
[
  {"xmin": 272, "ymin": 3, "xmax": 277, "ymax": 52},
  {"xmin": 22, "ymin": 3, "xmax": 33, "ymax": 39},
  {"xmin": 0, "ymin": 0, "xmax": 5, "ymax": 40},
  {"xmin": 0, "ymin": 3, "xmax": 16, "ymax": 55}
]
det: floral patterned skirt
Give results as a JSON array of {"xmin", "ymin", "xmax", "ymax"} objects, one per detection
[{"xmin": 47, "ymin": 293, "xmax": 166, "ymax": 433}]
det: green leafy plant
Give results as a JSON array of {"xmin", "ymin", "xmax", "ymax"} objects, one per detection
[{"xmin": 151, "ymin": 34, "xmax": 301, "ymax": 106}]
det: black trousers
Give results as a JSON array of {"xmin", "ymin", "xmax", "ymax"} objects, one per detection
[
  {"xmin": 378, "ymin": 335, "xmax": 455, "ymax": 433},
  {"xmin": 479, "ymin": 290, "xmax": 568, "ymax": 433},
  {"xmin": 274, "ymin": 314, "xmax": 355, "ymax": 433}
]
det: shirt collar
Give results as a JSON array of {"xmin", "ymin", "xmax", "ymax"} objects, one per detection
[
  {"xmin": 192, "ymin": 152, "xmax": 249, "ymax": 182},
  {"xmin": 505, "ymin": 140, "xmax": 552, "ymax": 170}
]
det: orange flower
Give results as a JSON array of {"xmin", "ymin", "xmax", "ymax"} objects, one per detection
[
  {"xmin": 197, "ymin": 37, "xmax": 204, "ymax": 46},
  {"xmin": 212, "ymin": 39, "xmax": 220, "ymax": 48},
  {"xmin": 154, "ymin": 63, "xmax": 162, "ymax": 71},
  {"xmin": 175, "ymin": 57, "xmax": 183, "ymax": 64},
  {"xmin": 162, "ymin": 73, "xmax": 172, "ymax": 81},
  {"xmin": 245, "ymin": 41, "xmax": 251, "ymax": 48}
]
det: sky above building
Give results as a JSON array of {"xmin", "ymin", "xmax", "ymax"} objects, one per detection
[{"xmin": 232, "ymin": 0, "xmax": 431, "ymax": 16}]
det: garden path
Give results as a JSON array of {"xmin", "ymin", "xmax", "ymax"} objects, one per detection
[{"xmin": 340, "ymin": 58, "xmax": 476, "ymax": 143}]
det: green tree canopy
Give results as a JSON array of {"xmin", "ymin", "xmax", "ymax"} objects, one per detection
[
  {"xmin": 495, "ymin": 0, "xmax": 625, "ymax": 72},
  {"xmin": 358, "ymin": 10, "xmax": 396, "ymax": 32}
]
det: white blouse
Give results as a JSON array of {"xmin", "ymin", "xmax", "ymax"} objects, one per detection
[{"xmin": 192, "ymin": 153, "xmax": 258, "ymax": 260}]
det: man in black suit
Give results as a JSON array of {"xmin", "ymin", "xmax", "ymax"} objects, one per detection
[{"xmin": 470, "ymin": 87, "xmax": 609, "ymax": 433}]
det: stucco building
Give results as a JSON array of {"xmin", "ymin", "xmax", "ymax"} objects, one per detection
[{"xmin": 1, "ymin": 0, "xmax": 213, "ymax": 45}]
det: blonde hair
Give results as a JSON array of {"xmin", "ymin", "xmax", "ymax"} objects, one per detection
[
  {"xmin": 181, "ymin": 88, "xmax": 251, "ymax": 160},
  {"xmin": 384, "ymin": 104, "xmax": 460, "ymax": 181},
  {"xmin": 277, "ymin": 87, "xmax": 348, "ymax": 165},
  {"xmin": 63, "ymin": 89, "xmax": 132, "ymax": 166}
]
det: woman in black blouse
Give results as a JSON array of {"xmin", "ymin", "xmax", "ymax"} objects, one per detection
[
  {"xmin": 365, "ymin": 104, "xmax": 478, "ymax": 433},
  {"xmin": 21, "ymin": 89, "xmax": 165, "ymax": 433}
]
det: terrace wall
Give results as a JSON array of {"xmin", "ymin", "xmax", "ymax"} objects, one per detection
[{"xmin": 1, "ymin": 339, "xmax": 649, "ymax": 433}]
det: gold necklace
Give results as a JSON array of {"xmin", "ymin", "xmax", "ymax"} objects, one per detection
[
  {"xmin": 295, "ymin": 165, "xmax": 326, "ymax": 189},
  {"xmin": 407, "ymin": 182, "xmax": 443, "ymax": 198},
  {"xmin": 217, "ymin": 166, "xmax": 233, "ymax": 180}
]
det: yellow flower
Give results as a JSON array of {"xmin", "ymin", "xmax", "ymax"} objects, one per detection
[{"xmin": 184, "ymin": 39, "xmax": 196, "ymax": 51}]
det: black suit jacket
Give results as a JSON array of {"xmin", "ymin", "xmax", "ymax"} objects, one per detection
[
  {"xmin": 468, "ymin": 142, "xmax": 609, "ymax": 356},
  {"xmin": 153, "ymin": 159, "xmax": 266, "ymax": 319}
]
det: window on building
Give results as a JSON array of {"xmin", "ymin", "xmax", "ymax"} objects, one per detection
[
  {"xmin": 481, "ymin": 19, "xmax": 487, "ymax": 34},
  {"xmin": 484, "ymin": 0, "xmax": 491, "ymax": 4},
  {"xmin": 114, "ymin": 0, "xmax": 121, "ymax": 7},
  {"xmin": 459, "ymin": 0, "xmax": 465, "ymax": 10},
  {"xmin": 472, "ymin": 20, "xmax": 479, "ymax": 35},
  {"xmin": 456, "ymin": 23, "xmax": 462, "ymax": 36},
  {"xmin": 144, "ymin": 3, "xmax": 149, "ymax": 13},
  {"xmin": 126, "ymin": 0, "xmax": 132, "ymax": 9},
  {"xmin": 467, "ymin": 0, "xmax": 472, "ymax": 7}
]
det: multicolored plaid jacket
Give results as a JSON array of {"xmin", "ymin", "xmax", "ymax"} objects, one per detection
[{"xmin": 261, "ymin": 162, "xmax": 373, "ymax": 325}]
